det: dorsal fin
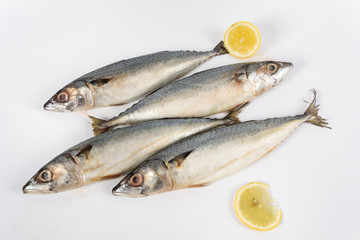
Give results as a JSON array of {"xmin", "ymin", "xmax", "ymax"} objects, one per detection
[
  {"xmin": 89, "ymin": 77, "xmax": 112, "ymax": 87},
  {"xmin": 76, "ymin": 145, "xmax": 93, "ymax": 160},
  {"xmin": 224, "ymin": 102, "xmax": 250, "ymax": 123},
  {"xmin": 167, "ymin": 151, "xmax": 193, "ymax": 169}
]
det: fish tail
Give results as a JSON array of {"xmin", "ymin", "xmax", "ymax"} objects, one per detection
[
  {"xmin": 88, "ymin": 115, "xmax": 110, "ymax": 135},
  {"xmin": 213, "ymin": 41, "xmax": 228, "ymax": 56},
  {"xmin": 304, "ymin": 89, "xmax": 331, "ymax": 129}
]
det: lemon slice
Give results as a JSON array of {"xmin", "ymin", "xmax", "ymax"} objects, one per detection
[
  {"xmin": 234, "ymin": 182, "xmax": 282, "ymax": 231},
  {"xmin": 224, "ymin": 21, "xmax": 261, "ymax": 59}
]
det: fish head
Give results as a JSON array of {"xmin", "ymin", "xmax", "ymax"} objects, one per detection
[
  {"xmin": 22, "ymin": 153, "xmax": 83, "ymax": 194},
  {"xmin": 246, "ymin": 61, "xmax": 293, "ymax": 96},
  {"xmin": 43, "ymin": 81, "xmax": 93, "ymax": 112},
  {"xmin": 112, "ymin": 160, "xmax": 173, "ymax": 197}
]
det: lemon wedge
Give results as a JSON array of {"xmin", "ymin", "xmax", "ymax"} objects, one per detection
[
  {"xmin": 234, "ymin": 182, "xmax": 282, "ymax": 231},
  {"xmin": 224, "ymin": 21, "xmax": 261, "ymax": 59}
]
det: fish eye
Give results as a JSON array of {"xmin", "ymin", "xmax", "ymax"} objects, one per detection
[
  {"xmin": 267, "ymin": 63, "xmax": 278, "ymax": 73},
  {"xmin": 37, "ymin": 169, "xmax": 52, "ymax": 182},
  {"xmin": 128, "ymin": 173, "xmax": 143, "ymax": 187},
  {"xmin": 56, "ymin": 91, "xmax": 68, "ymax": 103}
]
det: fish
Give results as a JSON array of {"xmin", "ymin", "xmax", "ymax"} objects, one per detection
[
  {"xmin": 22, "ymin": 117, "xmax": 235, "ymax": 194},
  {"xmin": 112, "ymin": 90, "xmax": 330, "ymax": 197},
  {"xmin": 43, "ymin": 41, "xmax": 228, "ymax": 112},
  {"xmin": 91, "ymin": 61, "xmax": 293, "ymax": 135}
]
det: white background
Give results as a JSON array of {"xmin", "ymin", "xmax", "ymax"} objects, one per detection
[{"xmin": 1, "ymin": 0, "xmax": 359, "ymax": 239}]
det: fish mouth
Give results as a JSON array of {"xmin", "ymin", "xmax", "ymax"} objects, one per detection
[
  {"xmin": 22, "ymin": 180, "xmax": 39, "ymax": 194},
  {"xmin": 281, "ymin": 62, "xmax": 293, "ymax": 79},
  {"xmin": 283, "ymin": 62, "xmax": 293, "ymax": 71},
  {"xmin": 43, "ymin": 100, "xmax": 57, "ymax": 111},
  {"xmin": 273, "ymin": 61, "xmax": 293, "ymax": 84},
  {"xmin": 112, "ymin": 185, "xmax": 145, "ymax": 197},
  {"xmin": 279, "ymin": 62, "xmax": 293, "ymax": 76},
  {"xmin": 22, "ymin": 180, "xmax": 55, "ymax": 194},
  {"xmin": 43, "ymin": 100, "xmax": 71, "ymax": 112},
  {"xmin": 112, "ymin": 185, "xmax": 126, "ymax": 196},
  {"xmin": 22, "ymin": 181, "xmax": 30, "ymax": 193}
]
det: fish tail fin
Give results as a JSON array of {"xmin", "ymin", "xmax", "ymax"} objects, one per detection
[
  {"xmin": 304, "ymin": 89, "xmax": 331, "ymax": 129},
  {"xmin": 88, "ymin": 115, "xmax": 110, "ymax": 135},
  {"xmin": 213, "ymin": 41, "xmax": 228, "ymax": 56}
]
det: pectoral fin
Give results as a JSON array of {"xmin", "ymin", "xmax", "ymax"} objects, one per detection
[
  {"xmin": 167, "ymin": 151, "xmax": 193, "ymax": 169},
  {"xmin": 76, "ymin": 144, "xmax": 93, "ymax": 160},
  {"xmin": 233, "ymin": 72, "xmax": 246, "ymax": 83},
  {"xmin": 225, "ymin": 102, "xmax": 250, "ymax": 123},
  {"xmin": 188, "ymin": 183, "xmax": 210, "ymax": 188},
  {"xmin": 88, "ymin": 77, "xmax": 113, "ymax": 87}
]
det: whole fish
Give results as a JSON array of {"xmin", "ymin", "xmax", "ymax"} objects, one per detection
[
  {"xmin": 22, "ymin": 117, "xmax": 233, "ymax": 193},
  {"xmin": 91, "ymin": 61, "xmax": 293, "ymax": 135},
  {"xmin": 43, "ymin": 42, "xmax": 228, "ymax": 112},
  {"xmin": 112, "ymin": 90, "xmax": 330, "ymax": 197}
]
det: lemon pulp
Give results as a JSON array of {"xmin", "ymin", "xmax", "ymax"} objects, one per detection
[
  {"xmin": 224, "ymin": 21, "xmax": 261, "ymax": 59},
  {"xmin": 234, "ymin": 182, "xmax": 282, "ymax": 231}
]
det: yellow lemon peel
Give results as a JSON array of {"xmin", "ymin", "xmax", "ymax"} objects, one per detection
[
  {"xmin": 234, "ymin": 182, "xmax": 282, "ymax": 231},
  {"xmin": 224, "ymin": 21, "xmax": 261, "ymax": 59}
]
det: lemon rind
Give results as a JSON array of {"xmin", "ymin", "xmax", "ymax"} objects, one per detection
[
  {"xmin": 224, "ymin": 21, "xmax": 261, "ymax": 59},
  {"xmin": 234, "ymin": 182, "xmax": 282, "ymax": 231}
]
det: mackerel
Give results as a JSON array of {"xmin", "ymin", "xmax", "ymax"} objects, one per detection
[
  {"xmin": 44, "ymin": 42, "xmax": 227, "ymax": 112},
  {"xmin": 113, "ymin": 91, "xmax": 330, "ymax": 197},
  {"xmin": 91, "ymin": 61, "xmax": 293, "ymax": 135},
  {"xmin": 22, "ymin": 118, "xmax": 231, "ymax": 193}
]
